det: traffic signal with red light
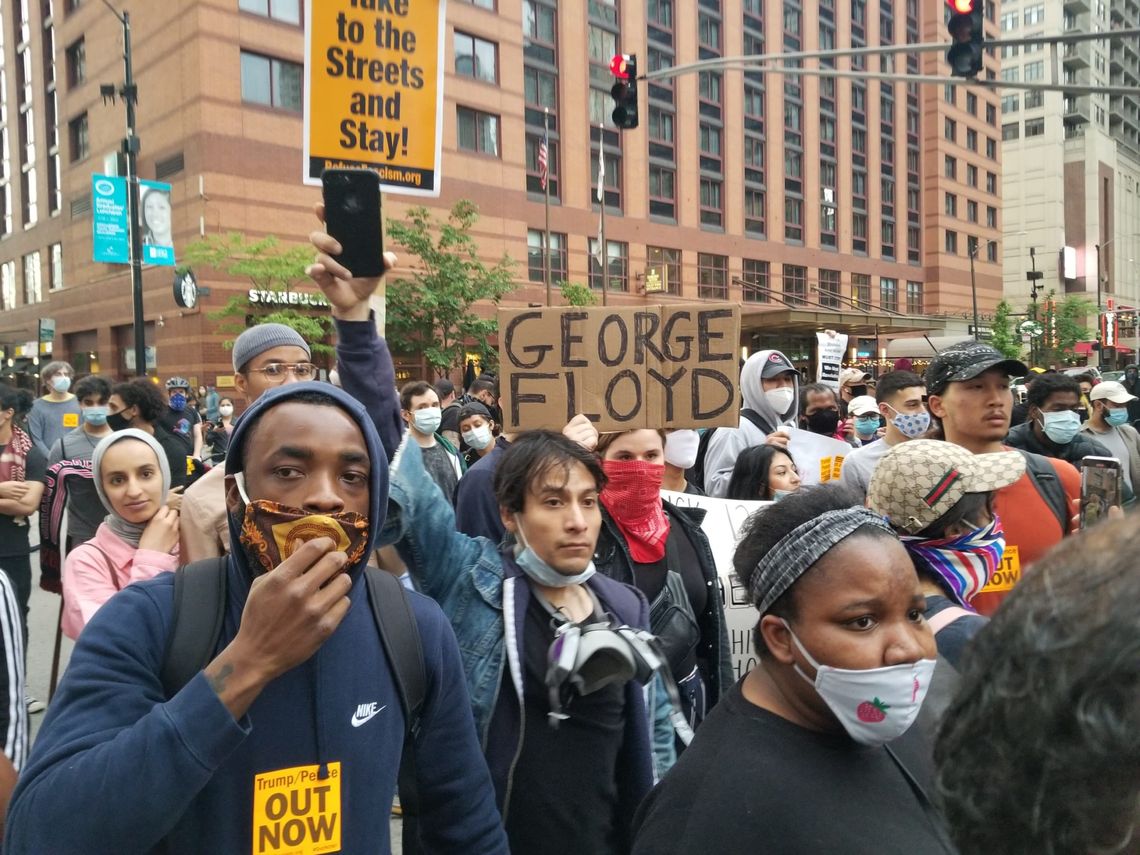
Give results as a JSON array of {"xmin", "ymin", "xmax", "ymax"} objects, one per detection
[
  {"xmin": 946, "ymin": 0, "xmax": 985, "ymax": 77},
  {"xmin": 610, "ymin": 54, "xmax": 639, "ymax": 130}
]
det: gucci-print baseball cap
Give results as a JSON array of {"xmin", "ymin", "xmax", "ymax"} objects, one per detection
[
  {"xmin": 867, "ymin": 439, "xmax": 1026, "ymax": 534},
  {"xmin": 924, "ymin": 341, "xmax": 1028, "ymax": 396}
]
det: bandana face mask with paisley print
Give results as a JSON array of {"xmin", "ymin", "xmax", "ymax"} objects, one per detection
[{"xmin": 233, "ymin": 473, "xmax": 370, "ymax": 576}]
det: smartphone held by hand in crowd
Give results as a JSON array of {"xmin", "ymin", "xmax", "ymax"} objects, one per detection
[
  {"xmin": 1078, "ymin": 456, "xmax": 1122, "ymax": 529},
  {"xmin": 321, "ymin": 168, "xmax": 384, "ymax": 277}
]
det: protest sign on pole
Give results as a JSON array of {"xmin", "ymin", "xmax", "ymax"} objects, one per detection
[
  {"xmin": 303, "ymin": 0, "xmax": 446, "ymax": 196},
  {"xmin": 662, "ymin": 490, "xmax": 769, "ymax": 680},
  {"xmin": 498, "ymin": 303, "xmax": 742, "ymax": 432},
  {"xmin": 815, "ymin": 330, "xmax": 848, "ymax": 391},
  {"xmin": 784, "ymin": 426, "xmax": 849, "ymax": 486}
]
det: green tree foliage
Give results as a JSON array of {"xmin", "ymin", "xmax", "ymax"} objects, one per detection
[
  {"xmin": 1037, "ymin": 291, "xmax": 1095, "ymax": 365},
  {"xmin": 988, "ymin": 300, "xmax": 1022, "ymax": 360},
  {"xmin": 384, "ymin": 200, "xmax": 515, "ymax": 376},
  {"xmin": 559, "ymin": 281, "xmax": 599, "ymax": 307},
  {"xmin": 181, "ymin": 232, "xmax": 333, "ymax": 356}
]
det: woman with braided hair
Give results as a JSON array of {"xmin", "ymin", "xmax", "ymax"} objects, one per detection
[{"xmin": 633, "ymin": 484, "xmax": 955, "ymax": 854}]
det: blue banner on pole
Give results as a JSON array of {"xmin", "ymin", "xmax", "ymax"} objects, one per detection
[{"xmin": 92, "ymin": 174, "xmax": 130, "ymax": 264}]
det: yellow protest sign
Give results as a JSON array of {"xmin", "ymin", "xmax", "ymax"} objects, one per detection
[
  {"xmin": 304, "ymin": 0, "xmax": 445, "ymax": 196},
  {"xmin": 253, "ymin": 762, "xmax": 342, "ymax": 855},
  {"xmin": 979, "ymin": 545, "xmax": 1021, "ymax": 593}
]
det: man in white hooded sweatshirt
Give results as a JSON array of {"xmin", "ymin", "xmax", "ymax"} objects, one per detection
[{"xmin": 704, "ymin": 350, "xmax": 800, "ymax": 497}]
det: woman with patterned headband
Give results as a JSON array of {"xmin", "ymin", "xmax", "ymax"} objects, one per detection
[
  {"xmin": 867, "ymin": 439, "xmax": 1026, "ymax": 668},
  {"xmin": 632, "ymin": 484, "xmax": 955, "ymax": 854}
]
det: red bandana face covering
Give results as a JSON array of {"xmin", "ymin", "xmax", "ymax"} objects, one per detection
[
  {"xmin": 238, "ymin": 500, "xmax": 370, "ymax": 576},
  {"xmin": 600, "ymin": 459, "xmax": 670, "ymax": 563}
]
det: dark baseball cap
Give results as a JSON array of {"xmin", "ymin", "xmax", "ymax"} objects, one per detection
[
  {"xmin": 925, "ymin": 340, "xmax": 1028, "ymax": 396},
  {"xmin": 760, "ymin": 351, "xmax": 799, "ymax": 379}
]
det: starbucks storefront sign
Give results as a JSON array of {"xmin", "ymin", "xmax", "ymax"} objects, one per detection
[{"xmin": 248, "ymin": 289, "xmax": 330, "ymax": 309}]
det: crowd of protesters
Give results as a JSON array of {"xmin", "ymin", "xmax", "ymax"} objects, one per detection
[{"xmin": 0, "ymin": 218, "xmax": 1132, "ymax": 854}]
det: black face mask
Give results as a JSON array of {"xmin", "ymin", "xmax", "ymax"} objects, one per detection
[
  {"xmin": 848, "ymin": 385, "xmax": 868, "ymax": 398},
  {"xmin": 805, "ymin": 409, "xmax": 841, "ymax": 436},
  {"xmin": 107, "ymin": 411, "xmax": 131, "ymax": 431}
]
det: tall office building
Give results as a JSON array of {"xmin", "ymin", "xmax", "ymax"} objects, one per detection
[
  {"xmin": 0, "ymin": 0, "xmax": 1003, "ymax": 386},
  {"xmin": 1000, "ymin": 0, "xmax": 1140, "ymax": 364}
]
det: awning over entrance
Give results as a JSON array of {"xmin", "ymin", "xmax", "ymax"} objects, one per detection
[
  {"xmin": 1072, "ymin": 341, "xmax": 1095, "ymax": 356},
  {"xmin": 742, "ymin": 306, "xmax": 949, "ymax": 339},
  {"xmin": 885, "ymin": 335, "xmax": 976, "ymax": 359}
]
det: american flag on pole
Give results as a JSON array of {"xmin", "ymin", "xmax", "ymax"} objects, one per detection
[{"xmin": 538, "ymin": 130, "xmax": 549, "ymax": 191}]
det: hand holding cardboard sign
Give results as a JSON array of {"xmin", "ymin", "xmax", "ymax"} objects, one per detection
[
  {"xmin": 562, "ymin": 413, "xmax": 599, "ymax": 451},
  {"xmin": 307, "ymin": 203, "xmax": 398, "ymax": 322}
]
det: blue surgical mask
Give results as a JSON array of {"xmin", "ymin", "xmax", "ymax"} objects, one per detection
[
  {"xmin": 82, "ymin": 406, "xmax": 109, "ymax": 427},
  {"xmin": 51, "ymin": 375, "xmax": 71, "ymax": 393},
  {"xmin": 412, "ymin": 406, "xmax": 442, "ymax": 435},
  {"xmin": 855, "ymin": 416, "xmax": 881, "ymax": 436},
  {"xmin": 168, "ymin": 392, "xmax": 187, "ymax": 412},
  {"xmin": 772, "ymin": 489, "xmax": 794, "ymax": 502},
  {"xmin": 513, "ymin": 515, "xmax": 596, "ymax": 588},
  {"xmin": 1106, "ymin": 408, "xmax": 1130, "ymax": 427},
  {"xmin": 1038, "ymin": 410, "xmax": 1081, "ymax": 445},
  {"xmin": 885, "ymin": 403, "xmax": 931, "ymax": 439}
]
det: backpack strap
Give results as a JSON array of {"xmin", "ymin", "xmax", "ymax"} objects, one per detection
[
  {"xmin": 927, "ymin": 605, "xmax": 974, "ymax": 634},
  {"xmin": 364, "ymin": 567, "xmax": 426, "ymax": 739},
  {"xmin": 1016, "ymin": 450, "xmax": 1070, "ymax": 535},
  {"xmin": 160, "ymin": 557, "xmax": 228, "ymax": 698},
  {"xmin": 741, "ymin": 408, "xmax": 776, "ymax": 434}
]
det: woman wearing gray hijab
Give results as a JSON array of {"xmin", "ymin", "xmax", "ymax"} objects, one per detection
[{"xmin": 61, "ymin": 430, "xmax": 180, "ymax": 639}]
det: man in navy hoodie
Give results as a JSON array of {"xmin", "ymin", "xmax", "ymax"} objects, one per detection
[{"xmin": 5, "ymin": 383, "xmax": 507, "ymax": 854}]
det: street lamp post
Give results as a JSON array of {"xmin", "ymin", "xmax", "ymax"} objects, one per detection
[
  {"xmin": 1027, "ymin": 246, "xmax": 1043, "ymax": 366},
  {"xmin": 969, "ymin": 239, "xmax": 980, "ymax": 341},
  {"xmin": 101, "ymin": 1, "xmax": 145, "ymax": 377}
]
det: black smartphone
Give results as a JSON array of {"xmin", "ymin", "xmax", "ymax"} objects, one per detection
[
  {"xmin": 321, "ymin": 168, "xmax": 384, "ymax": 278},
  {"xmin": 1079, "ymin": 456, "xmax": 1122, "ymax": 529}
]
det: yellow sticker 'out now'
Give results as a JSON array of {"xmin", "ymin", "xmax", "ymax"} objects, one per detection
[
  {"xmin": 979, "ymin": 544, "xmax": 1021, "ymax": 593},
  {"xmin": 252, "ymin": 762, "xmax": 342, "ymax": 855}
]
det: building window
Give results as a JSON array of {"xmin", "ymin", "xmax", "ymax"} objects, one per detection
[
  {"xmin": 945, "ymin": 192, "xmax": 957, "ymax": 216},
  {"xmin": 647, "ymin": 245, "xmax": 682, "ymax": 295},
  {"xmin": 783, "ymin": 264, "xmax": 807, "ymax": 306},
  {"xmin": 906, "ymin": 280, "xmax": 923, "ymax": 314},
  {"xmin": 697, "ymin": 252, "xmax": 727, "ymax": 299},
  {"xmin": 986, "ymin": 171, "xmax": 998, "ymax": 194},
  {"xmin": 461, "ymin": 0, "xmax": 496, "ymax": 8},
  {"xmin": 68, "ymin": 113, "xmax": 88, "ymax": 162},
  {"xmin": 944, "ymin": 118, "xmax": 956, "ymax": 142},
  {"xmin": 944, "ymin": 155, "xmax": 956, "ymax": 179},
  {"xmin": 880, "ymin": 277, "xmax": 898, "ymax": 313},
  {"xmin": 649, "ymin": 165, "xmax": 676, "ymax": 220},
  {"xmin": 785, "ymin": 197, "xmax": 803, "ymax": 241},
  {"xmin": 527, "ymin": 229, "xmax": 567, "ymax": 283},
  {"xmin": 819, "ymin": 268, "xmax": 841, "ymax": 308},
  {"xmin": 852, "ymin": 273, "xmax": 871, "ymax": 310},
  {"xmin": 742, "ymin": 258, "xmax": 769, "ymax": 303},
  {"xmin": 700, "ymin": 177, "xmax": 722, "ymax": 228},
  {"xmin": 965, "ymin": 92, "xmax": 977, "ymax": 115},
  {"xmin": 49, "ymin": 243, "xmax": 63, "ymax": 291},
  {"xmin": 986, "ymin": 206, "xmax": 998, "ymax": 228},
  {"xmin": 525, "ymin": 133, "xmax": 557, "ymax": 196},
  {"xmin": 965, "ymin": 128, "xmax": 977, "ymax": 151},
  {"xmin": 987, "ymin": 240, "xmax": 999, "ymax": 262},
  {"xmin": 966, "ymin": 164, "xmax": 978, "ymax": 187},
  {"xmin": 238, "ymin": 0, "xmax": 301, "ymax": 24},
  {"xmin": 0, "ymin": 261, "xmax": 14, "ymax": 309},
  {"xmin": 1023, "ymin": 4, "xmax": 1045, "ymax": 25},
  {"xmin": 745, "ymin": 187, "xmax": 766, "ymax": 236},
  {"xmin": 967, "ymin": 199, "xmax": 978, "ymax": 223},
  {"xmin": 65, "ymin": 38, "xmax": 85, "ymax": 87},
  {"xmin": 454, "ymin": 32, "xmax": 497, "ymax": 83},
  {"xmin": 1002, "ymin": 121, "xmax": 1019, "ymax": 140},
  {"xmin": 457, "ymin": 107, "xmax": 500, "ymax": 156},
  {"xmin": 23, "ymin": 251, "xmax": 41, "ymax": 305},
  {"xmin": 985, "ymin": 103, "xmax": 997, "ymax": 125},
  {"xmin": 1024, "ymin": 61, "xmax": 1044, "ymax": 81},
  {"xmin": 588, "ymin": 239, "xmax": 628, "ymax": 292},
  {"xmin": 240, "ymin": 52, "xmax": 302, "ymax": 112},
  {"xmin": 1024, "ymin": 90, "xmax": 1044, "ymax": 110},
  {"xmin": 945, "ymin": 230, "xmax": 958, "ymax": 254},
  {"xmin": 1025, "ymin": 118, "xmax": 1045, "ymax": 137}
]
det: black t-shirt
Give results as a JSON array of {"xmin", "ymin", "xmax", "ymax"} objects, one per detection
[
  {"xmin": 158, "ymin": 405, "xmax": 200, "ymax": 455},
  {"xmin": 632, "ymin": 684, "xmax": 956, "ymax": 855},
  {"xmin": 153, "ymin": 427, "xmax": 191, "ymax": 489},
  {"xmin": 420, "ymin": 441, "xmax": 459, "ymax": 504},
  {"xmin": 505, "ymin": 594, "xmax": 627, "ymax": 855},
  {"xmin": 0, "ymin": 443, "xmax": 46, "ymax": 558}
]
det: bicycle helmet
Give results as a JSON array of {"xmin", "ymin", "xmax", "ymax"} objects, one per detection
[{"xmin": 165, "ymin": 376, "xmax": 190, "ymax": 390}]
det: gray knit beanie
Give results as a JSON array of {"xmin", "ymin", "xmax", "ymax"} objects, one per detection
[{"xmin": 231, "ymin": 323, "xmax": 311, "ymax": 373}]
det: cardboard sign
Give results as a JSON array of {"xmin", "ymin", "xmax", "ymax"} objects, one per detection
[
  {"xmin": 253, "ymin": 762, "xmax": 341, "ymax": 855},
  {"xmin": 816, "ymin": 331, "xmax": 848, "ymax": 391},
  {"xmin": 662, "ymin": 490, "xmax": 770, "ymax": 681},
  {"xmin": 784, "ymin": 427, "xmax": 850, "ymax": 486},
  {"xmin": 303, "ymin": 0, "xmax": 446, "ymax": 196},
  {"xmin": 978, "ymin": 544, "xmax": 1020, "ymax": 593},
  {"xmin": 498, "ymin": 303, "xmax": 742, "ymax": 432}
]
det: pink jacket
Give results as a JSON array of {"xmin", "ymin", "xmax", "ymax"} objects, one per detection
[{"xmin": 62, "ymin": 522, "xmax": 179, "ymax": 640}]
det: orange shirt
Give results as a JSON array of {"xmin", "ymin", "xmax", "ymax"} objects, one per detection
[{"xmin": 975, "ymin": 452, "xmax": 1080, "ymax": 616}]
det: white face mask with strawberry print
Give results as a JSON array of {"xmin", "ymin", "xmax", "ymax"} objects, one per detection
[{"xmin": 782, "ymin": 620, "xmax": 937, "ymax": 746}]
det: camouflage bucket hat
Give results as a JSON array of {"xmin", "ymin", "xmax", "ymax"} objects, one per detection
[{"xmin": 867, "ymin": 439, "xmax": 1026, "ymax": 534}]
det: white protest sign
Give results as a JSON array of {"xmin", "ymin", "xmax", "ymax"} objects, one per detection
[
  {"xmin": 815, "ymin": 331, "xmax": 848, "ymax": 391},
  {"xmin": 784, "ymin": 426, "xmax": 850, "ymax": 486},
  {"xmin": 663, "ymin": 490, "xmax": 770, "ymax": 680}
]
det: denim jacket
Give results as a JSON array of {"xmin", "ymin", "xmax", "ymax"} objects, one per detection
[
  {"xmin": 379, "ymin": 439, "xmax": 676, "ymax": 808},
  {"xmin": 593, "ymin": 503, "xmax": 735, "ymax": 702}
]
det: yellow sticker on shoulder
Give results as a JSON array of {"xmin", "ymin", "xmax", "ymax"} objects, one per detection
[
  {"xmin": 62, "ymin": 412, "xmax": 79, "ymax": 428},
  {"xmin": 252, "ymin": 762, "xmax": 342, "ymax": 855}
]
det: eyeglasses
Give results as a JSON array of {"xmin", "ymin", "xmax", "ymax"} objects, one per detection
[{"xmin": 246, "ymin": 362, "xmax": 318, "ymax": 383}]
